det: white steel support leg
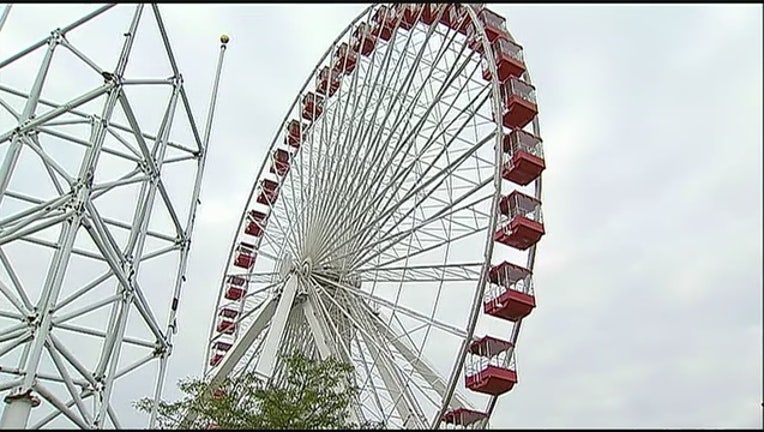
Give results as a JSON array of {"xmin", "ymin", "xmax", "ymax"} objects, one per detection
[
  {"xmin": 93, "ymin": 59, "xmax": 181, "ymax": 429},
  {"xmin": 306, "ymin": 285, "xmax": 367, "ymax": 424},
  {"xmin": 362, "ymin": 331, "xmax": 423, "ymax": 428},
  {"xmin": 1, "ymin": 100, "xmax": 114, "ymax": 428},
  {"xmin": 301, "ymin": 293, "xmax": 333, "ymax": 359},
  {"xmin": 179, "ymin": 298, "xmax": 277, "ymax": 428},
  {"xmin": 0, "ymin": 396, "xmax": 30, "ymax": 429},
  {"xmin": 208, "ymin": 299, "xmax": 277, "ymax": 385},
  {"xmin": 301, "ymin": 293, "xmax": 363, "ymax": 426},
  {"xmin": 254, "ymin": 274, "xmax": 299, "ymax": 379}
]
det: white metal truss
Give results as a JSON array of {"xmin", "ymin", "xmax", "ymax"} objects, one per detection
[
  {"xmin": 0, "ymin": 3, "xmax": 227, "ymax": 428},
  {"xmin": 202, "ymin": 2, "xmax": 544, "ymax": 430}
]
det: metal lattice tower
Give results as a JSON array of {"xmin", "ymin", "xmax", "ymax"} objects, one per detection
[{"xmin": 0, "ymin": 3, "xmax": 227, "ymax": 428}]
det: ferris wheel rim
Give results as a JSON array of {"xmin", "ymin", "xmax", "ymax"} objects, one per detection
[
  {"xmin": 465, "ymin": 6, "xmax": 544, "ymax": 425},
  {"xmin": 204, "ymin": 3, "xmax": 544, "ymax": 429}
]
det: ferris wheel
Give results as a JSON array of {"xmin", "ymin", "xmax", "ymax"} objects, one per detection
[
  {"xmin": 203, "ymin": 3, "xmax": 546, "ymax": 429},
  {"xmin": 0, "ymin": 3, "xmax": 226, "ymax": 429}
]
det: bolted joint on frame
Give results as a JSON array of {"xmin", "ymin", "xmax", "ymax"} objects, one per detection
[
  {"xmin": 100, "ymin": 71, "xmax": 115, "ymax": 83},
  {"xmin": 175, "ymin": 235, "xmax": 190, "ymax": 250},
  {"xmin": 153, "ymin": 340, "xmax": 171, "ymax": 358},
  {"xmin": 48, "ymin": 28, "xmax": 63, "ymax": 46},
  {"xmin": 123, "ymin": 261, "xmax": 137, "ymax": 280},
  {"xmin": 67, "ymin": 206, "xmax": 84, "ymax": 222},
  {"xmin": 137, "ymin": 159, "xmax": 152, "ymax": 176}
]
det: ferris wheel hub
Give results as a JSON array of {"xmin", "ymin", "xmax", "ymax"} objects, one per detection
[{"xmin": 298, "ymin": 257, "xmax": 313, "ymax": 276}]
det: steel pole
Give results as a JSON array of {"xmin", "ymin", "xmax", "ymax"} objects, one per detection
[{"xmin": 149, "ymin": 33, "xmax": 229, "ymax": 428}]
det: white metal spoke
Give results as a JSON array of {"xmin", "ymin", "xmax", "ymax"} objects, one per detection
[
  {"xmin": 311, "ymin": 25, "xmax": 472, "ymax": 267},
  {"xmin": 353, "ymin": 262, "xmax": 483, "ymax": 283},
  {"xmin": 313, "ymin": 273, "xmax": 467, "ymax": 339},
  {"xmin": 306, "ymin": 15, "xmax": 431, "ymax": 257},
  {"xmin": 360, "ymin": 305, "xmax": 450, "ymax": 421},
  {"xmin": 305, "ymin": 274, "xmax": 458, "ymax": 428},
  {"xmin": 348, "ymin": 288, "xmax": 452, "ymax": 426},
  {"xmin": 340, "ymin": 176, "xmax": 493, "ymax": 272},
  {"xmin": 315, "ymin": 77, "xmax": 492, "ymax": 270}
]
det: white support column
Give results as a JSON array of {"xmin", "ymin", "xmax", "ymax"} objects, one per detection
[
  {"xmin": 178, "ymin": 298, "xmax": 277, "ymax": 429},
  {"xmin": 209, "ymin": 299, "xmax": 277, "ymax": 385},
  {"xmin": 0, "ymin": 24, "xmax": 57, "ymax": 208},
  {"xmin": 254, "ymin": 274, "xmax": 299, "ymax": 379},
  {"xmin": 362, "ymin": 331, "xmax": 423, "ymax": 428},
  {"xmin": 301, "ymin": 294, "xmax": 333, "ymax": 359},
  {"xmin": 305, "ymin": 288, "xmax": 366, "ymax": 425},
  {"xmin": 301, "ymin": 293, "xmax": 363, "ymax": 426}
]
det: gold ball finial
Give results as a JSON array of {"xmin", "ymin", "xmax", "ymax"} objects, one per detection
[{"xmin": 220, "ymin": 34, "xmax": 230, "ymax": 44}]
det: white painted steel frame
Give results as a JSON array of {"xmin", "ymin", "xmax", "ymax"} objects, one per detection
[{"xmin": 0, "ymin": 3, "xmax": 227, "ymax": 429}]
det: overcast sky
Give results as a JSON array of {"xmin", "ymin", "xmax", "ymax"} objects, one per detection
[{"xmin": 1, "ymin": 3, "xmax": 762, "ymax": 429}]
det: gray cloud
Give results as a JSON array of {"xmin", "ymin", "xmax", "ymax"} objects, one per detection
[{"xmin": 0, "ymin": 3, "xmax": 761, "ymax": 429}]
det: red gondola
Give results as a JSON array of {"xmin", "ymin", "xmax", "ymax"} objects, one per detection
[
  {"xmin": 285, "ymin": 119, "xmax": 304, "ymax": 148},
  {"xmin": 498, "ymin": 77, "xmax": 537, "ymax": 129},
  {"xmin": 332, "ymin": 42, "xmax": 358, "ymax": 74},
  {"xmin": 245, "ymin": 209, "xmax": 268, "ymax": 237},
  {"xmin": 372, "ymin": 5, "xmax": 399, "ymax": 41},
  {"xmin": 442, "ymin": 407, "xmax": 488, "ymax": 428},
  {"xmin": 500, "ymin": 129, "xmax": 545, "ymax": 186},
  {"xmin": 301, "ymin": 92, "xmax": 324, "ymax": 122},
  {"xmin": 484, "ymin": 261, "xmax": 536, "ymax": 322},
  {"xmin": 481, "ymin": 37, "xmax": 526, "ymax": 83},
  {"xmin": 255, "ymin": 178, "xmax": 280, "ymax": 205},
  {"xmin": 224, "ymin": 275, "xmax": 247, "ymax": 300},
  {"xmin": 351, "ymin": 22, "xmax": 377, "ymax": 57},
  {"xmin": 233, "ymin": 242, "xmax": 257, "ymax": 270},
  {"xmin": 494, "ymin": 190, "xmax": 545, "ymax": 250},
  {"xmin": 419, "ymin": 3, "xmax": 443, "ymax": 25},
  {"xmin": 395, "ymin": 4, "xmax": 421, "ymax": 30},
  {"xmin": 270, "ymin": 148, "xmax": 291, "ymax": 176},
  {"xmin": 464, "ymin": 336, "xmax": 517, "ymax": 396},
  {"xmin": 217, "ymin": 319, "xmax": 236, "ymax": 335}
]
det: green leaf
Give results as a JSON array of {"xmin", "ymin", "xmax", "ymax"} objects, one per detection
[{"xmin": 134, "ymin": 353, "xmax": 385, "ymax": 430}]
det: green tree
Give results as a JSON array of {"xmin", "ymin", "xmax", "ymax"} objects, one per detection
[{"xmin": 134, "ymin": 353, "xmax": 383, "ymax": 429}]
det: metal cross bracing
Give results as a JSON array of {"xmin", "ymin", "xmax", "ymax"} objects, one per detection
[
  {"xmin": 0, "ymin": 3, "xmax": 227, "ymax": 429},
  {"xmin": 199, "ymin": 3, "xmax": 546, "ymax": 430}
]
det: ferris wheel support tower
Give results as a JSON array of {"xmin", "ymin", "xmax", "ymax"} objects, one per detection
[{"xmin": 0, "ymin": 4, "xmax": 228, "ymax": 428}]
